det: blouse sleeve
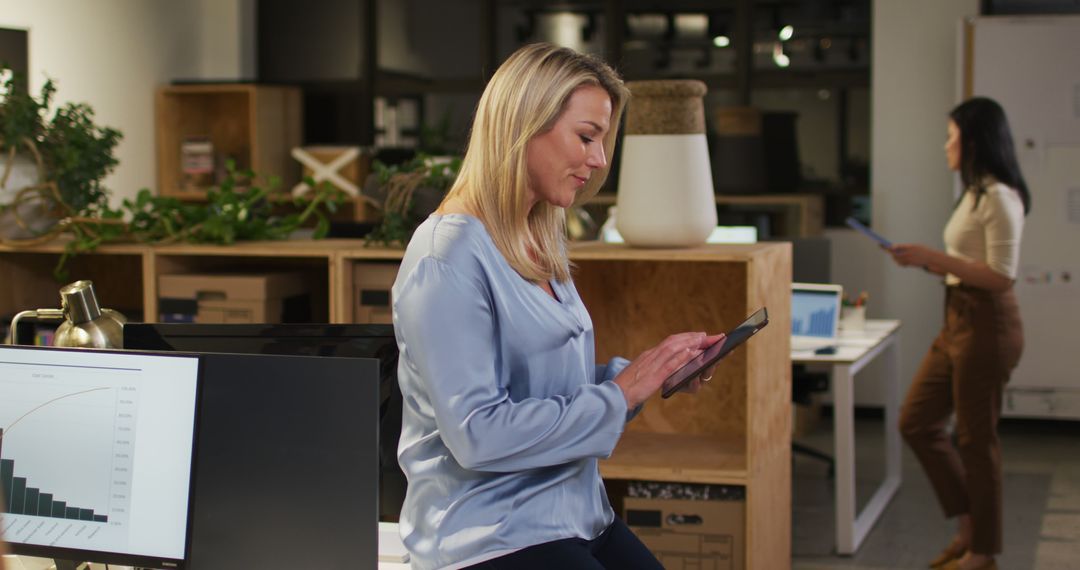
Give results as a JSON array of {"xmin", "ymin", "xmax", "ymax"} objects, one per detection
[
  {"xmin": 395, "ymin": 256, "xmax": 630, "ymax": 473},
  {"xmin": 979, "ymin": 186, "xmax": 1025, "ymax": 279},
  {"xmin": 595, "ymin": 357, "xmax": 641, "ymax": 421}
]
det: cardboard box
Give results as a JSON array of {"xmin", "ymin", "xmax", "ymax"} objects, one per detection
[
  {"xmin": 299, "ymin": 146, "xmax": 380, "ymax": 223},
  {"xmin": 299, "ymin": 146, "xmax": 371, "ymax": 187},
  {"xmin": 353, "ymin": 263, "xmax": 398, "ymax": 324},
  {"xmin": 159, "ymin": 273, "xmax": 310, "ymax": 323},
  {"xmin": 625, "ymin": 496, "xmax": 745, "ymax": 570}
]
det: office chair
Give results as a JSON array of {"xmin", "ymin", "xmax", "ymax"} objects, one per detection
[
  {"xmin": 778, "ymin": 236, "xmax": 836, "ymax": 476},
  {"xmin": 793, "ymin": 365, "xmax": 834, "ymax": 477}
]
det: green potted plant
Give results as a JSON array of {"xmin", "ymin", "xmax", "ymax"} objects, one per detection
[
  {"xmin": 0, "ymin": 67, "xmax": 121, "ymax": 240},
  {"xmin": 0, "ymin": 66, "xmax": 346, "ymax": 279}
]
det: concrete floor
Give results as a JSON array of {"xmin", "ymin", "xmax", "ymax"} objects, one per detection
[{"xmin": 791, "ymin": 415, "xmax": 1080, "ymax": 569}]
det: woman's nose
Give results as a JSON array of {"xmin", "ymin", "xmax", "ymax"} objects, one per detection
[{"xmin": 586, "ymin": 145, "xmax": 607, "ymax": 169}]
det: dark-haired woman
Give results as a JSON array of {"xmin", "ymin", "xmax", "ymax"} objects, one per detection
[{"xmin": 890, "ymin": 97, "xmax": 1030, "ymax": 570}]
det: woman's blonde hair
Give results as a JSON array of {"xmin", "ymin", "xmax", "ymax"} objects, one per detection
[{"xmin": 442, "ymin": 43, "xmax": 628, "ymax": 283}]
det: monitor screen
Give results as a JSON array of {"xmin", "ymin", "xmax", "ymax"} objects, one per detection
[
  {"xmin": 791, "ymin": 284, "xmax": 842, "ymax": 339},
  {"xmin": 0, "ymin": 345, "xmax": 199, "ymax": 569}
]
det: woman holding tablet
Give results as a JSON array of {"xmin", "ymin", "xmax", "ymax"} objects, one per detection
[
  {"xmin": 391, "ymin": 44, "xmax": 722, "ymax": 569},
  {"xmin": 891, "ymin": 97, "xmax": 1030, "ymax": 570}
]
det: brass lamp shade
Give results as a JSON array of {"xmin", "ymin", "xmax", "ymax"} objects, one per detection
[
  {"xmin": 5, "ymin": 280, "xmax": 125, "ymax": 348},
  {"xmin": 53, "ymin": 280, "xmax": 125, "ymax": 349}
]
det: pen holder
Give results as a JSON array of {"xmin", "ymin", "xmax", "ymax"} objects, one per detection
[{"xmin": 840, "ymin": 305, "xmax": 866, "ymax": 331}]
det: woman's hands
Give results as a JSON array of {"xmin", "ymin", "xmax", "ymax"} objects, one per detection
[
  {"xmin": 887, "ymin": 243, "xmax": 946, "ymax": 275},
  {"xmin": 889, "ymin": 242, "xmax": 1015, "ymax": 291},
  {"xmin": 614, "ymin": 332, "xmax": 726, "ymax": 409}
]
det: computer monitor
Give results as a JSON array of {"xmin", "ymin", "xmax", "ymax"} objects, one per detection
[
  {"xmin": 791, "ymin": 282, "xmax": 843, "ymax": 351},
  {"xmin": 184, "ymin": 351, "xmax": 379, "ymax": 569},
  {"xmin": 122, "ymin": 323, "xmax": 403, "ymax": 517},
  {"xmin": 0, "ymin": 345, "xmax": 200, "ymax": 569}
]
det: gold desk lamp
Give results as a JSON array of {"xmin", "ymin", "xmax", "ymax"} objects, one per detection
[{"xmin": 6, "ymin": 280, "xmax": 126, "ymax": 348}]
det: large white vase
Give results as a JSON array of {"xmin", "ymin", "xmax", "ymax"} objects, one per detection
[{"xmin": 616, "ymin": 80, "xmax": 716, "ymax": 248}]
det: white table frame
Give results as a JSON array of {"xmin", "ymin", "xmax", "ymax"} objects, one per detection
[{"xmin": 793, "ymin": 319, "xmax": 902, "ymax": 555}]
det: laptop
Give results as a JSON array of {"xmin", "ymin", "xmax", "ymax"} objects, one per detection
[{"xmin": 791, "ymin": 282, "xmax": 843, "ymax": 351}]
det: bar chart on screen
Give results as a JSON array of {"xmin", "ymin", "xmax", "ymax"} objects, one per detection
[{"xmin": 0, "ymin": 361, "xmax": 139, "ymax": 545}]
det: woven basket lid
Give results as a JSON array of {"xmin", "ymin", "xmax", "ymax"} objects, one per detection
[{"xmin": 624, "ymin": 80, "xmax": 707, "ymax": 135}]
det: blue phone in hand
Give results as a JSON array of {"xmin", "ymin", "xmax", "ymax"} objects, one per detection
[{"xmin": 845, "ymin": 217, "xmax": 893, "ymax": 248}]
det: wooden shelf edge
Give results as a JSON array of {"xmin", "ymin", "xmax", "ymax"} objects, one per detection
[
  {"xmin": 600, "ymin": 464, "xmax": 749, "ymax": 486},
  {"xmin": 569, "ymin": 241, "xmax": 783, "ymax": 262},
  {"xmin": 600, "ymin": 431, "xmax": 748, "ymax": 485}
]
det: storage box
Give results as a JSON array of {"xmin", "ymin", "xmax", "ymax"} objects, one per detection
[
  {"xmin": 298, "ymin": 146, "xmax": 379, "ymax": 222},
  {"xmin": 625, "ymin": 493, "xmax": 745, "ymax": 570},
  {"xmin": 159, "ymin": 273, "xmax": 310, "ymax": 323},
  {"xmin": 353, "ymin": 263, "xmax": 399, "ymax": 324},
  {"xmin": 298, "ymin": 146, "xmax": 371, "ymax": 187}
]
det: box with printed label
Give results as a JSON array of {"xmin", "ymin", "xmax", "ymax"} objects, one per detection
[
  {"xmin": 158, "ymin": 273, "xmax": 311, "ymax": 323},
  {"xmin": 625, "ymin": 494, "xmax": 745, "ymax": 570}
]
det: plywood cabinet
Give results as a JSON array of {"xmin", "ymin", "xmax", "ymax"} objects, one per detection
[{"xmin": 571, "ymin": 242, "xmax": 792, "ymax": 569}]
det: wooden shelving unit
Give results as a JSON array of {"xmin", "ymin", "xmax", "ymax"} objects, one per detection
[
  {"xmin": 155, "ymin": 84, "xmax": 302, "ymax": 198},
  {"xmin": 0, "ymin": 239, "xmax": 791, "ymax": 569}
]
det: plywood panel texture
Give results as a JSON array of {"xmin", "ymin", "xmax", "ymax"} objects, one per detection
[
  {"xmin": 746, "ymin": 242, "xmax": 792, "ymax": 569},
  {"xmin": 575, "ymin": 259, "xmax": 749, "ymax": 439}
]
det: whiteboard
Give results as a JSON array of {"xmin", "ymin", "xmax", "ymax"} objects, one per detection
[{"xmin": 968, "ymin": 16, "xmax": 1080, "ymax": 413}]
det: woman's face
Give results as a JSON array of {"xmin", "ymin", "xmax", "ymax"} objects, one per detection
[
  {"xmin": 525, "ymin": 85, "xmax": 612, "ymax": 210},
  {"xmin": 945, "ymin": 119, "xmax": 961, "ymax": 171}
]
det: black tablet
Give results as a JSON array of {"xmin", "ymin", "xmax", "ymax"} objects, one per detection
[{"xmin": 660, "ymin": 307, "xmax": 769, "ymax": 399}]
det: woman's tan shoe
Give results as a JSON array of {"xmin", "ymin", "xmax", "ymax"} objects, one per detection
[
  {"xmin": 928, "ymin": 541, "xmax": 967, "ymax": 568},
  {"xmin": 940, "ymin": 559, "xmax": 997, "ymax": 570}
]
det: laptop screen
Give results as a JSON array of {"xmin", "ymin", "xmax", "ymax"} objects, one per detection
[{"xmin": 791, "ymin": 283, "xmax": 843, "ymax": 340}]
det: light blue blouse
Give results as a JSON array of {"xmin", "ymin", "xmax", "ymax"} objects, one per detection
[{"xmin": 392, "ymin": 214, "xmax": 631, "ymax": 570}]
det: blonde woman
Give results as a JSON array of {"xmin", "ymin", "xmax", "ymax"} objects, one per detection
[{"xmin": 391, "ymin": 43, "xmax": 723, "ymax": 570}]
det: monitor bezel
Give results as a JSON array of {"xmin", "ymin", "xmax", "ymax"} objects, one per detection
[
  {"xmin": 123, "ymin": 322, "xmax": 394, "ymax": 341},
  {"xmin": 0, "ymin": 344, "xmax": 202, "ymax": 570}
]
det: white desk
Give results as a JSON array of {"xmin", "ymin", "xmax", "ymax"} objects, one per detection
[{"xmin": 792, "ymin": 319, "xmax": 902, "ymax": 555}]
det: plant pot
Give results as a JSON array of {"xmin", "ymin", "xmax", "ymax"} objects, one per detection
[{"xmin": 0, "ymin": 153, "xmax": 62, "ymax": 240}]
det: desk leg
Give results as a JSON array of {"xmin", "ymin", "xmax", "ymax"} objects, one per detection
[
  {"xmin": 884, "ymin": 336, "xmax": 902, "ymax": 497},
  {"xmin": 833, "ymin": 363, "xmax": 857, "ymax": 554},
  {"xmin": 835, "ymin": 337, "xmax": 904, "ymax": 555}
]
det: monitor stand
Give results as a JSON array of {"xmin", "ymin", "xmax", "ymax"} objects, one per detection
[{"xmin": 52, "ymin": 559, "xmax": 88, "ymax": 570}]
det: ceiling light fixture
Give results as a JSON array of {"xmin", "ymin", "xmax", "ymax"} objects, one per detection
[
  {"xmin": 773, "ymin": 43, "xmax": 791, "ymax": 68},
  {"xmin": 707, "ymin": 12, "xmax": 731, "ymax": 48}
]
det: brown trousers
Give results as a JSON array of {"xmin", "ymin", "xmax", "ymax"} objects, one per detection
[{"xmin": 899, "ymin": 284, "xmax": 1023, "ymax": 555}]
